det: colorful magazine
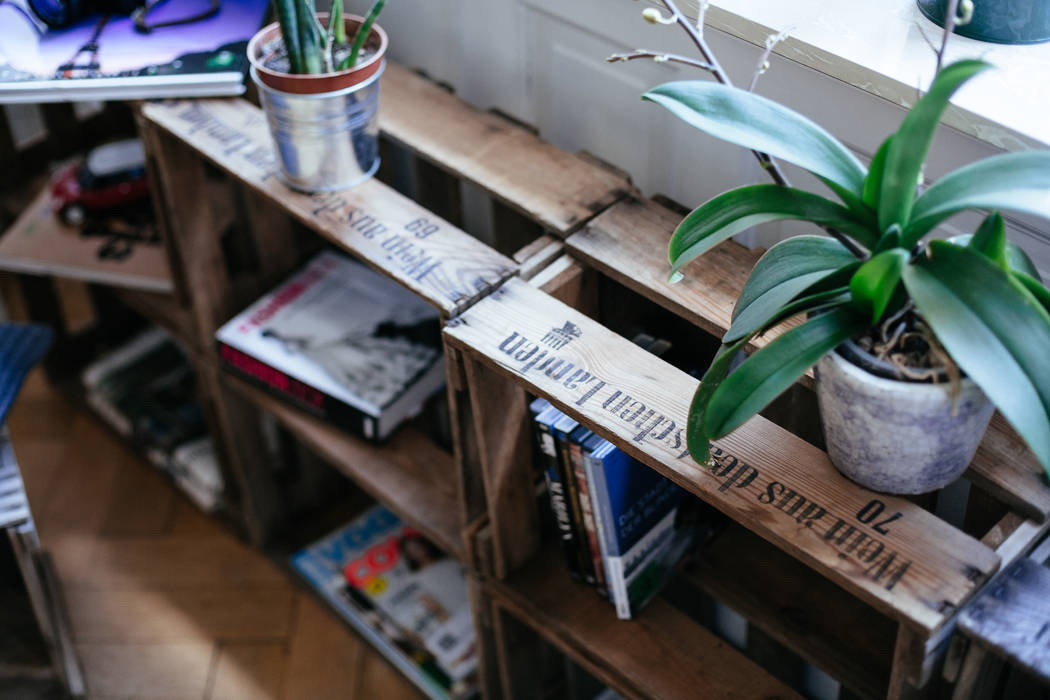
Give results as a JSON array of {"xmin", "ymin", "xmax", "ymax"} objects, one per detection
[
  {"xmin": 291, "ymin": 504, "xmax": 479, "ymax": 700},
  {"xmin": 216, "ymin": 251, "xmax": 446, "ymax": 442},
  {"xmin": 0, "ymin": 0, "xmax": 269, "ymax": 102}
]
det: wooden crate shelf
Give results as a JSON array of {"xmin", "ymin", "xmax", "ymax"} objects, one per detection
[
  {"xmin": 109, "ymin": 288, "xmax": 198, "ymax": 351},
  {"xmin": 567, "ymin": 196, "xmax": 1050, "ymax": 523},
  {"xmin": 380, "ymin": 64, "xmax": 635, "ymax": 238},
  {"xmin": 140, "ymin": 98, "xmax": 518, "ymax": 319},
  {"xmin": 224, "ymin": 374, "xmax": 466, "ymax": 563},
  {"xmin": 485, "ymin": 542, "xmax": 803, "ymax": 700}
]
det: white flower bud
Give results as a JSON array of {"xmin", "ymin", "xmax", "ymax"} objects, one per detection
[
  {"xmin": 654, "ymin": 54, "xmax": 669, "ymax": 63},
  {"xmin": 642, "ymin": 8, "xmax": 661, "ymax": 23},
  {"xmin": 957, "ymin": 0, "xmax": 974, "ymax": 25}
]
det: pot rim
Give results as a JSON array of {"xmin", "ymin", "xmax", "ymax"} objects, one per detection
[
  {"xmin": 835, "ymin": 337, "xmax": 951, "ymax": 384},
  {"xmin": 249, "ymin": 62, "xmax": 385, "ymax": 100},
  {"xmin": 825, "ymin": 342, "xmax": 980, "ymax": 395},
  {"xmin": 247, "ymin": 14, "xmax": 388, "ymax": 94}
]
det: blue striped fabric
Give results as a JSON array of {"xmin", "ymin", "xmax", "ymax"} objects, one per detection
[{"xmin": 0, "ymin": 323, "xmax": 53, "ymax": 425}]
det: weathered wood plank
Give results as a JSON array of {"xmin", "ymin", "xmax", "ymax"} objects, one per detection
[
  {"xmin": 141, "ymin": 98, "xmax": 516, "ymax": 317},
  {"xmin": 224, "ymin": 374, "xmax": 466, "ymax": 562},
  {"xmin": 958, "ymin": 557, "xmax": 1050, "ymax": 681},
  {"xmin": 444, "ymin": 277, "xmax": 1000, "ymax": 633},
  {"xmin": 380, "ymin": 64, "xmax": 634, "ymax": 237},
  {"xmin": 569, "ymin": 197, "xmax": 1050, "ymax": 521},
  {"xmin": 486, "ymin": 543, "xmax": 803, "ymax": 700}
]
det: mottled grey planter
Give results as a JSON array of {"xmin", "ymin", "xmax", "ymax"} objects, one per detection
[{"xmin": 815, "ymin": 345, "xmax": 994, "ymax": 494}]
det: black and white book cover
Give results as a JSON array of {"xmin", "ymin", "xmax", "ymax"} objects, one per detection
[{"xmin": 216, "ymin": 251, "xmax": 445, "ymax": 441}]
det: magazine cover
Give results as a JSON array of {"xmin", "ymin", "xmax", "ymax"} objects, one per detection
[
  {"xmin": 216, "ymin": 251, "xmax": 446, "ymax": 441},
  {"xmin": 0, "ymin": 0, "xmax": 269, "ymax": 102},
  {"xmin": 291, "ymin": 504, "xmax": 479, "ymax": 700}
]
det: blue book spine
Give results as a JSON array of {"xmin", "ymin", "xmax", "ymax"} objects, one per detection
[{"xmin": 533, "ymin": 405, "xmax": 583, "ymax": 582}]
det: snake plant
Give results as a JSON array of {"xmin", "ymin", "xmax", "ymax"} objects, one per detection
[{"xmin": 272, "ymin": 0, "xmax": 385, "ymax": 74}]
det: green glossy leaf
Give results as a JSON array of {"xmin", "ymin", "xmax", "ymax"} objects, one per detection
[
  {"xmin": 850, "ymin": 248, "xmax": 910, "ymax": 322},
  {"xmin": 669, "ymin": 186, "xmax": 875, "ymax": 274},
  {"xmin": 274, "ymin": 0, "xmax": 303, "ymax": 73},
  {"xmin": 296, "ymin": 0, "xmax": 323, "ymax": 74},
  {"xmin": 903, "ymin": 242, "xmax": 1050, "ymax": 476},
  {"xmin": 872, "ymin": 224, "xmax": 901, "ymax": 254},
  {"xmin": 328, "ymin": 0, "xmax": 345, "ymax": 45},
  {"xmin": 340, "ymin": 0, "xmax": 385, "ymax": 69},
  {"xmin": 949, "ymin": 234, "xmax": 1041, "ymax": 281},
  {"xmin": 821, "ymin": 177, "xmax": 878, "ymax": 232},
  {"xmin": 644, "ymin": 82, "xmax": 866, "ymax": 194},
  {"xmin": 704, "ymin": 308, "xmax": 868, "ymax": 438},
  {"xmin": 863, "ymin": 135, "xmax": 893, "ymax": 209},
  {"xmin": 968, "ymin": 213, "xmax": 1008, "ymax": 270},
  {"xmin": 878, "ymin": 60, "xmax": 992, "ymax": 232},
  {"xmin": 726, "ymin": 286, "xmax": 851, "ymax": 343},
  {"xmin": 687, "ymin": 337, "xmax": 750, "ymax": 463},
  {"xmin": 903, "ymin": 152, "xmax": 1050, "ymax": 246},
  {"xmin": 1015, "ymin": 272, "xmax": 1050, "ymax": 318},
  {"xmin": 727, "ymin": 235, "xmax": 857, "ymax": 335}
]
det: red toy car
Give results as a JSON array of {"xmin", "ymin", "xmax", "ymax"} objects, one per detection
[{"xmin": 52, "ymin": 139, "xmax": 150, "ymax": 226}]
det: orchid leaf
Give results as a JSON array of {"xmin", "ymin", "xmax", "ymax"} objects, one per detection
[
  {"xmin": 704, "ymin": 308, "xmax": 867, "ymax": 439},
  {"xmin": 644, "ymin": 82, "xmax": 866, "ymax": 194},
  {"xmin": 949, "ymin": 233, "xmax": 1041, "ymax": 281},
  {"xmin": 878, "ymin": 59, "xmax": 992, "ymax": 232},
  {"xmin": 687, "ymin": 337, "xmax": 750, "ymax": 463},
  {"xmin": 903, "ymin": 152, "xmax": 1050, "ymax": 246},
  {"xmin": 726, "ymin": 286, "xmax": 851, "ymax": 344},
  {"xmin": 968, "ymin": 212, "xmax": 1008, "ymax": 271},
  {"xmin": 903, "ymin": 241, "xmax": 1050, "ymax": 476},
  {"xmin": 1015, "ymin": 271, "xmax": 1050, "ymax": 318},
  {"xmin": 863, "ymin": 135, "xmax": 893, "ymax": 210},
  {"xmin": 669, "ymin": 186, "xmax": 874, "ymax": 275},
  {"xmin": 850, "ymin": 248, "xmax": 909, "ymax": 322}
]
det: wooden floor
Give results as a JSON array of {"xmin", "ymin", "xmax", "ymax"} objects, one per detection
[{"xmin": 7, "ymin": 368, "xmax": 426, "ymax": 700}]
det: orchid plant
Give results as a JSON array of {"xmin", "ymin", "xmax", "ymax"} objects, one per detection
[{"xmin": 618, "ymin": 1, "xmax": 1050, "ymax": 480}]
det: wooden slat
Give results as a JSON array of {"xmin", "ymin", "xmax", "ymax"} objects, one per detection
[
  {"xmin": 569, "ymin": 197, "xmax": 1050, "ymax": 522},
  {"xmin": 967, "ymin": 413, "xmax": 1050, "ymax": 522},
  {"xmin": 224, "ymin": 375, "xmax": 466, "ymax": 563},
  {"xmin": 685, "ymin": 524, "xmax": 894, "ymax": 699},
  {"xmin": 141, "ymin": 99, "xmax": 516, "ymax": 318},
  {"xmin": 444, "ymin": 277, "xmax": 1000, "ymax": 634},
  {"xmin": 486, "ymin": 543, "xmax": 803, "ymax": 700},
  {"xmin": 958, "ymin": 557, "xmax": 1050, "ymax": 681},
  {"xmin": 109, "ymin": 288, "xmax": 197, "ymax": 350},
  {"xmin": 380, "ymin": 64, "xmax": 634, "ymax": 237}
]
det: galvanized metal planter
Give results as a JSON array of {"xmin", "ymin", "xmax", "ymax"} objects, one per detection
[{"xmin": 251, "ymin": 63, "xmax": 383, "ymax": 192}]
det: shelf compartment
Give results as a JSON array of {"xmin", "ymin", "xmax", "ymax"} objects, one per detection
[
  {"xmin": 223, "ymin": 374, "xmax": 465, "ymax": 563},
  {"xmin": 567, "ymin": 197, "xmax": 1050, "ymax": 522},
  {"xmin": 685, "ymin": 523, "xmax": 895, "ymax": 699},
  {"xmin": 444, "ymin": 276, "xmax": 999, "ymax": 636},
  {"xmin": 379, "ymin": 64, "xmax": 634, "ymax": 238},
  {"xmin": 486, "ymin": 542, "xmax": 803, "ymax": 700},
  {"xmin": 140, "ymin": 98, "xmax": 517, "ymax": 319}
]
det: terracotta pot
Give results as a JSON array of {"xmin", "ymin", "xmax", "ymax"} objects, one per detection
[
  {"xmin": 815, "ymin": 340, "xmax": 994, "ymax": 494},
  {"xmin": 247, "ymin": 14, "xmax": 388, "ymax": 95}
]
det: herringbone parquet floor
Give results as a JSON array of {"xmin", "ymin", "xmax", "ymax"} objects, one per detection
[{"xmin": 7, "ymin": 368, "xmax": 425, "ymax": 700}]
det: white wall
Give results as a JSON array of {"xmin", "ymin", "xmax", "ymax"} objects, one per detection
[{"xmin": 346, "ymin": 0, "xmax": 1050, "ymax": 274}]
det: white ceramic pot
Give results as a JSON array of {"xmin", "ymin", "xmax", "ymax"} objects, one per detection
[{"xmin": 815, "ymin": 343, "xmax": 995, "ymax": 494}]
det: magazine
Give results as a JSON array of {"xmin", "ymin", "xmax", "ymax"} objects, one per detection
[
  {"xmin": 216, "ymin": 251, "xmax": 446, "ymax": 442},
  {"xmin": 0, "ymin": 0, "xmax": 269, "ymax": 102},
  {"xmin": 291, "ymin": 504, "xmax": 479, "ymax": 700}
]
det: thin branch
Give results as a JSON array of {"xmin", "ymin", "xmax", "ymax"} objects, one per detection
[
  {"xmin": 935, "ymin": 0, "xmax": 961, "ymax": 76},
  {"xmin": 747, "ymin": 28, "xmax": 792, "ymax": 93},
  {"xmin": 606, "ymin": 50, "xmax": 714, "ymax": 71}
]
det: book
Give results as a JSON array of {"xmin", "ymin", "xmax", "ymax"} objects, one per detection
[
  {"xmin": 216, "ymin": 251, "xmax": 446, "ymax": 442},
  {"xmin": 0, "ymin": 0, "xmax": 269, "ymax": 103},
  {"xmin": 169, "ymin": 437, "xmax": 223, "ymax": 513},
  {"xmin": 532, "ymin": 401, "xmax": 583, "ymax": 582},
  {"xmin": 568, "ymin": 424, "xmax": 606, "ymax": 596},
  {"xmin": 553, "ymin": 413, "xmax": 596, "ymax": 585},
  {"xmin": 584, "ymin": 439, "xmax": 693, "ymax": 619},
  {"xmin": 291, "ymin": 504, "xmax": 479, "ymax": 700}
]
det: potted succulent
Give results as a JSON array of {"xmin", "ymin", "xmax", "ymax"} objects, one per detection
[
  {"xmin": 247, "ymin": 0, "xmax": 387, "ymax": 192},
  {"xmin": 622, "ymin": 2, "xmax": 1050, "ymax": 493}
]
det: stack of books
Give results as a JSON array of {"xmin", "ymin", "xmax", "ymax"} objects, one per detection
[
  {"xmin": 81, "ymin": 328, "xmax": 223, "ymax": 512},
  {"xmin": 292, "ymin": 504, "xmax": 479, "ymax": 700},
  {"xmin": 530, "ymin": 335, "xmax": 708, "ymax": 620}
]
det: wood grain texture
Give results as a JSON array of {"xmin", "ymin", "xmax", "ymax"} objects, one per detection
[
  {"xmin": 380, "ymin": 64, "xmax": 634, "ymax": 237},
  {"xmin": 445, "ymin": 277, "xmax": 1000, "ymax": 633},
  {"xmin": 141, "ymin": 99, "xmax": 516, "ymax": 318},
  {"xmin": 224, "ymin": 375, "xmax": 466, "ymax": 562},
  {"xmin": 568, "ymin": 197, "xmax": 1050, "ymax": 521},
  {"xmin": 487, "ymin": 543, "xmax": 803, "ymax": 700},
  {"xmin": 685, "ymin": 524, "xmax": 894, "ymax": 699},
  {"xmin": 958, "ymin": 557, "xmax": 1050, "ymax": 680}
]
